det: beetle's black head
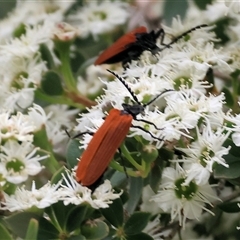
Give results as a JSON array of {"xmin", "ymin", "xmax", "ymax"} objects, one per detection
[
  {"xmin": 135, "ymin": 30, "xmax": 160, "ymax": 53},
  {"xmin": 121, "ymin": 103, "xmax": 145, "ymax": 118}
]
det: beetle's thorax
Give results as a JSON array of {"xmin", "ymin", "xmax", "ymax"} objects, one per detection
[{"xmin": 121, "ymin": 103, "xmax": 144, "ymax": 118}]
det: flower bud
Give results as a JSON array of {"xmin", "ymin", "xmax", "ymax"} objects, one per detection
[
  {"xmin": 53, "ymin": 22, "xmax": 79, "ymax": 42},
  {"xmin": 141, "ymin": 144, "xmax": 158, "ymax": 163}
]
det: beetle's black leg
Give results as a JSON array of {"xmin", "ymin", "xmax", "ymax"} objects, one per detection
[
  {"xmin": 131, "ymin": 125, "xmax": 164, "ymax": 142},
  {"xmin": 65, "ymin": 129, "xmax": 93, "ymax": 139}
]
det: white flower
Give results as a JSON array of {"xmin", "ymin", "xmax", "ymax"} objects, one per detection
[
  {"xmin": 74, "ymin": 106, "xmax": 106, "ymax": 135},
  {"xmin": 0, "ymin": 55, "xmax": 47, "ymax": 111},
  {"xmin": 44, "ymin": 104, "xmax": 79, "ymax": 129},
  {"xmin": 45, "ymin": 122, "xmax": 68, "ymax": 154},
  {"xmin": 162, "ymin": 61, "xmax": 211, "ymax": 94},
  {"xmin": 53, "ymin": 22, "xmax": 79, "ymax": 42},
  {"xmin": 77, "ymin": 65, "xmax": 108, "ymax": 96},
  {"xmin": 68, "ymin": 2, "xmax": 129, "ymax": 39},
  {"xmin": 127, "ymin": 107, "xmax": 181, "ymax": 147},
  {"xmin": 164, "ymin": 92, "xmax": 226, "ymax": 131},
  {"xmin": 143, "ymin": 215, "xmax": 168, "ymax": 240},
  {"xmin": 92, "ymin": 180, "xmax": 122, "ymax": 208},
  {"xmin": 0, "ymin": 0, "xmax": 73, "ymax": 42},
  {"xmin": 0, "ymin": 181, "xmax": 61, "ymax": 212},
  {"xmin": 162, "ymin": 16, "xmax": 214, "ymax": 43},
  {"xmin": 177, "ymin": 125, "xmax": 230, "ymax": 185},
  {"xmin": 0, "ymin": 140, "xmax": 47, "ymax": 184},
  {"xmin": 60, "ymin": 171, "xmax": 122, "ymax": 209},
  {"xmin": 0, "ymin": 20, "xmax": 55, "ymax": 59},
  {"xmin": 28, "ymin": 104, "xmax": 51, "ymax": 131},
  {"xmin": 223, "ymin": 0, "xmax": 240, "ymax": 14},
  {"xmin": 0, "ymin": 111, "xmax": 35, "ymax": 142},
  {"xmin": 202, "ymin": 2, "xmax": 228, "ymax": 22},
  {"xmin": 151, "ymin": 165, "xmax": 219, "ymax": 228}
]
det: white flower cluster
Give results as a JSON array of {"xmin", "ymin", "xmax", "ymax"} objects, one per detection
[
  {"xmin": 0, "ymin": 0, "xmax": 131, "ymax": 216},
  {"xmin": 0, "ymin": 0, "xmax": 131, "ymax": 111},
  {"xmin": 0, "ymin": 20, "xmax": 53, "ymax": 111},
  {"xmin": 0, "ymin": 1, "xmax": 87, "ymax": 186},
  {"xmin": 67, "ymin": 1, "xmax": 129, "ymax": 39},
  {"xmin": 0, "ymin": 103, "xmax": 78, "ymax": 186},
  {"xmin": 0, "ymin": 106, "xmax": 45, "ymax": 186},
  {"xmin": 0, "ymin": 170, "xmax": 121, "ymax": 212}
]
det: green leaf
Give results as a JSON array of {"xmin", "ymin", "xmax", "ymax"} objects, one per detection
[
  {"xmin": 228, "ymin": 178, "xmax": 240, "ymax": 186},
  {"xmin": 222, "ymin": 87, "xmax": 234, "ymax": 107},
  {"xmin": 81, "ymin": 220, "xmax": 109, "ymax": 240},
  {"xmin": 68, "ymin": 234, "xmax": 86, "ymax": 240},
  {"xmin": 126, "ymin": 232, "xmax": 154, "ymax": 240},
  {"xmin": 124, "ymin": 212, "xmax": 151, "ymax": 235},
  {"xmin": 66, "ymin": 138, "xmax": 83, "ymax": 169},
  {"xmin": 109, "ymin": 171, "xmax": 127, "ymax": 188},
  {"xmin": 5, "ymin": 212, "xmax": 40, "ymax": 239},
  {"xmin": 218, "ymin": 201, "xmax": 240, "ymax": 213},
  {"xmin": 214, "ymin": 154, "xmax": 240, "ymax": 179},
  {"xmin": 24, "ymin": 219, "xmax": 38, "ymax": 240},
  {"xmin": 101, "ymin": 197, "xmax": 124, "ymax": 227},
  {"xmin": 41, "ymin": 71, "xmax": 64, "ymax": 96},
  {"xmin": 125, "ymin": 177, "xmax": 143, "ymax": 214},
  {"xmin": 149, "ymin": 156, "xmax": 164, "ymax": 193},
  {"xmin": 213, "ymin": 18, "xmax": 231, "ymax": 45},
  {"xmin": 45, "ymin": 201, "xmax": 74, "ymax": 230},
  {"xmin": 119, "ymin": 189, "xmax": 129, "ymax": 205},
  {"xmin": 37, "ymin": 217, "xmax": 59, "ymax": 240},
  {"xmin": 0, "ymin": 223, "xmax": 13, "ymax": 240},
  {"xmin": 65, "ymin": 204, "xmax": 90, "ymax": 232},
  {"xmin": 158, "ymin": 147, "xmax": 174, "ymax": 162}
]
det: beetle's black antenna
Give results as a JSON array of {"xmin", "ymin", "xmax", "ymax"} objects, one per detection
[
  {"xmin": 107, "ymin": 69, "xmax": 142, "ymax": 105},
  {"xmin": 143, "ymin": 89, "xmax": 174, "ymax": 107},
  {"xmin": 160, "ymin": 24, "xmax": 208, "ymax": 50}
]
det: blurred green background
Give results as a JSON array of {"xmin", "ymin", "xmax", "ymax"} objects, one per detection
[{"xmin": 0, "ymin": 1, "xmax": 16, "ymax": 19}]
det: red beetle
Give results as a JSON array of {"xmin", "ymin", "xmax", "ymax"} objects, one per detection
[
  {"xmin": 95, "ymin": 24, "xmax": 207, "ymax": 66},
  {"xmin": 94, "ymin": 26, "xmax": 162, "ymax": 66},
  {"xmin": 75, "ymin": 70, "xmax": 171, "ymax": 187}
]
